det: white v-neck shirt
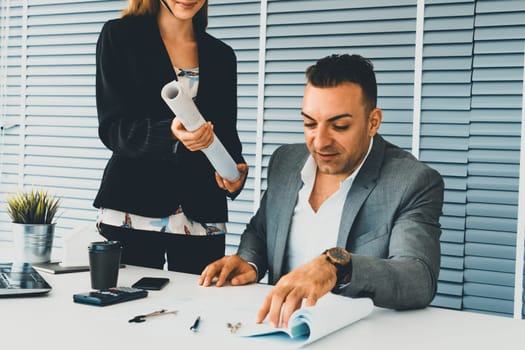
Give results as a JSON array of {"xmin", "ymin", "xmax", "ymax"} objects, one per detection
[{"xmin": 284, "ymin": 138, "xmax": 373, "ymax": 273}]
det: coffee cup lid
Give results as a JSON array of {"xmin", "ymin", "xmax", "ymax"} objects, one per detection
[{"xmin": 88, "ymin": 240, "xmax": 121, "ymax": 252}]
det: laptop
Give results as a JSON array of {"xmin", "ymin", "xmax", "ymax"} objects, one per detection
[{"xmin": 0, "ymin": 262, "xmax": 52, "ymax": 297}]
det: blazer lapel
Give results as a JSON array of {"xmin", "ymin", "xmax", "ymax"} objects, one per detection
[
  {"xmin": 271, "ymin": 181, "xmax": 302, "ymax": 279},
  {"xmin": 337, "ymin": 135, "xmax": 385, "ymax": 247},
  {"xmin": 147, "ymin": 17, "xmax": 177, "ymax": 83},
  {"xmin": 271, "ymin": 147, "xmax": 309, "ymax": 281}
]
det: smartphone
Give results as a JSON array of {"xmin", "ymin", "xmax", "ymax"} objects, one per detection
[{"xmin": 131, "ymin": 277, "xmax": 170, "ymax": 290}]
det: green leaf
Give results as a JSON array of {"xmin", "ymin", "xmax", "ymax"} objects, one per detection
[{"xmin": 6, "ymin": 188, "xmax": 61, "ymax": 224}]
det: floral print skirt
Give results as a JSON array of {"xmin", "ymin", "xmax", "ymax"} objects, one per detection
[{"xmin": 96, "ymin": 206, "xmax": 226, "ymax": 236}]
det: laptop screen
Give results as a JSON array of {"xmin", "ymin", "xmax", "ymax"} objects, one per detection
[{"xmin": 0, "ymin": 263, "xmax": 52, "ymax": 296}]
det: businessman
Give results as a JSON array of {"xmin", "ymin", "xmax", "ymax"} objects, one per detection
[{"xmin": 199, "ymin": 54, "xmax": 444, "ymax": 328}]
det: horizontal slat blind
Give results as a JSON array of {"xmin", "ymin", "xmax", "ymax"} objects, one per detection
[
  {"xmin": 1, "ymin": 0, "xmax": 524, "ymax": 319},
  {"xmin": 263, "ymin": 0, "xmax": 418, "ymax": 190},
  {"xmin": 465, "ymin": 0, "xmax": 525, "ymax": 317},
  {"xmin": 0, "ymin": 0, "xmax": 124, "ymax": 260},
  {"xmin": 207, "ymin": 0, "xmax": 261, "ymax": 254},
  {"xmin": 0, "ymin": 0, "xmax": 24, "ymax": 250},
  {"xmin": 421, "ymin": 0, "xmax": 475, "ymax": 310},
  {"xmin": 0, "ymin": 0, "xmax": 261, "ymax": 258}
]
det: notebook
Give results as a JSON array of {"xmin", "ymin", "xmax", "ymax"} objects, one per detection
[
  {"xmin": 0, "ymin": 262, "xmax": 52, "ymax": 297},
  {"xmin": 32, "ymin": 262, "xmax": 89, "ymax": 275}
]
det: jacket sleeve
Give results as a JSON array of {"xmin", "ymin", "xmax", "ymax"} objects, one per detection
[
  {"xmin": 208, "ymin": 44, "xmax": 246, "ymax": 200},
  {"xmin": 223, "ymin": 49, "xmax": 246, "ymax": 200},
  {"xmin": 236, "ymin": 192, "xmax": 269, "ymax": 282},
  {"xmin": 342, "ymin": 167, "xmax": 444, "ymax": 310},
  {"xmin": 235, "ymin": 145, "xmax": 286, "ymax": 280},
  {"xmin": 96, "ymin": 20, "xmax": 176, "ymax": 158}
]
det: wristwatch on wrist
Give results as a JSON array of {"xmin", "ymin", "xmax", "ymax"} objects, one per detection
[{"xmin": 323, "ymin": 247, "xmax": 353, "ymax": 293}]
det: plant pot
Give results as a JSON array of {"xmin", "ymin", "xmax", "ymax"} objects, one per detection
[{"xmin": 12, "ymin": 223, "xmax": 55, "ymax": 264}]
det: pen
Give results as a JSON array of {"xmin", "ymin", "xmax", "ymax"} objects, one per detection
[{"xmin": 190, "ymin": 316, "xmax": 200, "ymax": 332}]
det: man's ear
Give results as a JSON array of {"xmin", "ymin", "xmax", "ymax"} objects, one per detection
[{"xmin": 368, "ymin": 108, "xmax": 382, "ymax": 136}]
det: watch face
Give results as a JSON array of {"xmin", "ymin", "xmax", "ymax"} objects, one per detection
[
  {"xmin": 327, "ymin": 247, "xmax": 351, "ymax": 265},
  {"xmin": 324, "ymin": 248, "xmax": 353, "ymax": 286}
]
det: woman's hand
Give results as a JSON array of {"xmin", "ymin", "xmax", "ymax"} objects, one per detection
[
  {"xmin": 215, "ymin": 163, "xmax": 248, "ymax": 193},
  {"xmin": 171, "ymin": 118, "xmax": 214, "ymax": 151}
]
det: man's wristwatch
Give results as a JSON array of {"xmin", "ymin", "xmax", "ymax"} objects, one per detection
[{"xmin": 323, "ymin": 247, "xmax": 353, "ymax": 293}]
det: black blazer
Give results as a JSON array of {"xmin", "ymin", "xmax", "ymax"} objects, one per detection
[{"xmin": 93, "ymin": 15, "xmax": 245, "ymax": 222}]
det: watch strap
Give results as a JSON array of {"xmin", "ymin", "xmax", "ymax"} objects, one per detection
[{"xmin": 323, "ymin": 248, "xmax": 353, "ymax": 288}]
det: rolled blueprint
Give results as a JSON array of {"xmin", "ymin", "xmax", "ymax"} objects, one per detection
[{"xmin": 161, "ymin": 80, "xmax": 241, "ymax": 182}]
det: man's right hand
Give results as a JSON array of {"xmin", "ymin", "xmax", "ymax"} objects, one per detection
[{"xmin": 198, "ymin": 255, "xmax": 257, "ymax": 287}]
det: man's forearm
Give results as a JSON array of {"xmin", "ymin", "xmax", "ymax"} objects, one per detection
[{"xmin": 340, "ymin": 255, "xmax": 438, "ymax": 309}]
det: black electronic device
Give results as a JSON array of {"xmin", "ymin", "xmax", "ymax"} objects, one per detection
[
  {"xmin": 73, "ymin": 287, "xmax": 148, "ymax": 306},
  {"xmin": 131, "ymin": 277, "xmax": 170, "ymax": 291},
  {"xmin": 0, "ymin": 263, "xmax": 52, "ymax": 297}
]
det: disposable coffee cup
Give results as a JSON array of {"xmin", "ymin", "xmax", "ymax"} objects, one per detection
[{"xmin": 88, "ymin": 240, "xmax": 122, "ymax": 290}]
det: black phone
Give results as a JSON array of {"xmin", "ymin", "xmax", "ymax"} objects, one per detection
[{"xmin": 131, "ymin": 277, "xmax": 170, "ymax": 290}]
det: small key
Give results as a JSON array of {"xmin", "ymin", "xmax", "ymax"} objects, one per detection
[
  {"xmin": 129, "ymin": 309, "xmax": 178, "ymax": 323},
  {"xmin": 226, "ymin": 322, "xmax": 242, "ymax": 333}
]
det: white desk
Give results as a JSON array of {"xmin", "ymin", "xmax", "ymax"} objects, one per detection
[{"xmin": 1, "ymin": 265, "xmax": 524, "ymax": 349}]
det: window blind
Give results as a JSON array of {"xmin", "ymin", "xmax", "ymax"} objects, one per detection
[
  {"xmin": 1, "ymin": 0, "xmax": 524, "ymax": 319},
  {"xmin": 0, "ymin": 0, "xmax": 125, "ymax": 259},
  {"xmin": 421, "ymin": 0, "xmax": 476, "ymax": 311},
  {"xmin": 207, "ymin": 0, "xmax": 261, "ymax": 253},
  {"xmin": 464, "ymin": 0, "xmax": 525, "ymax": 317},
  {"xmin": 1, "ymin": 0, "xmax": 26, "ymax": 245}
]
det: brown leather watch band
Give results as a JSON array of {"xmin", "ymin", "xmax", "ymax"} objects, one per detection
[{"xmin": 323, "ymin": 247, "xmax": 353, "ymax": 291}]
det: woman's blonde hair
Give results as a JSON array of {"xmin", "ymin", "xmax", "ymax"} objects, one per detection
[{"xmin": 121, "ymin": 0, "xmax": 208, "ymax": 32}]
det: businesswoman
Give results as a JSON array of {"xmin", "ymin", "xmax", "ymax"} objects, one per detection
[{"xmin": 94, "ymin": 0, "xmax": 248, "ymax": 274}]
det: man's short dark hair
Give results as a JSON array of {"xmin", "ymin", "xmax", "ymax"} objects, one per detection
[{"xmin": 305, "ymin": 54, "xmax": 377, "ymax": 113}]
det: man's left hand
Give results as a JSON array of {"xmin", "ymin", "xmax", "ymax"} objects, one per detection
[{"xmin": 256, "ymin": 254, "xmax": 337, "ymax": 328}]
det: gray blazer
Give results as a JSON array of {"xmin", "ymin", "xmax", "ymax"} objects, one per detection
[{"xmin": 237, "ymin": 134, "xmax": 444, "ymax": 310}]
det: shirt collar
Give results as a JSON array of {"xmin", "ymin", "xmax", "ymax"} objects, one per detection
[{"xmin": 301, "ymin": 136, "xmax": 375, "ymax": 188}]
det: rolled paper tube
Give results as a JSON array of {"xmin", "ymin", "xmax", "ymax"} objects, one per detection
[{"xmin": 161, "ymin": 80, "xmax": 241, "ymax": 182}]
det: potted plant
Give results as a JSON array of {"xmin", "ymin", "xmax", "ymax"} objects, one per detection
[{"xmin": 7, "ymin": 188, "xmax": 61, "ymax": 263}]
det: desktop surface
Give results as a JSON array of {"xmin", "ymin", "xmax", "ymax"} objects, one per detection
[{"xmin": 1, "ymin": 265, "xmax": 523, "ymax": 349}]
